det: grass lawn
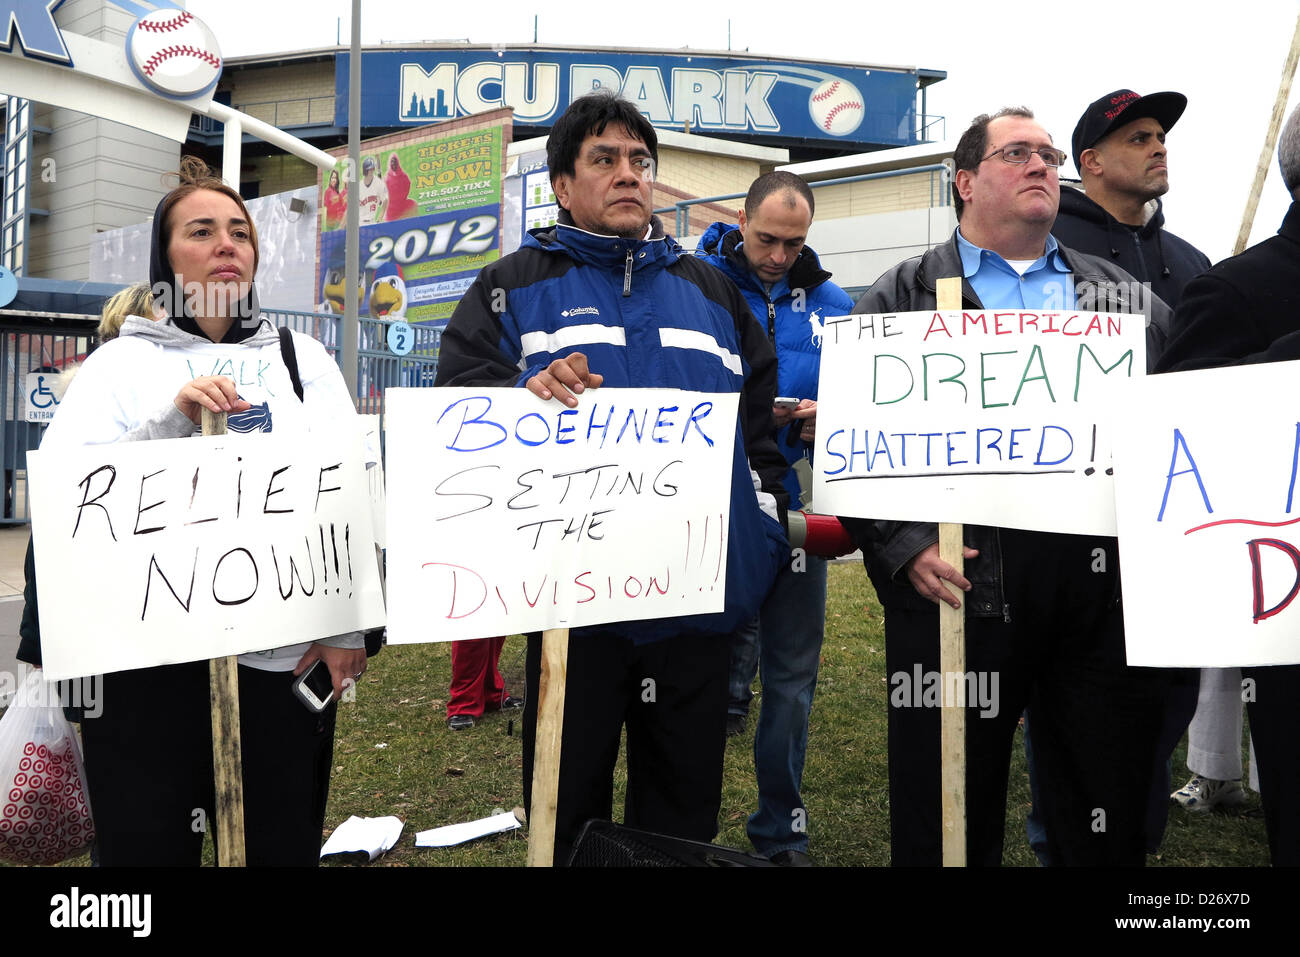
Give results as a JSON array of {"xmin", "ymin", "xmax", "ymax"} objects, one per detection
[
  {"xmin": 2, "ymin": 562, "xmax": 1268, "ymax": 869},
  {"xmin": 316, "ymin": 561, "xmax": 1270, "ymax": 867}
]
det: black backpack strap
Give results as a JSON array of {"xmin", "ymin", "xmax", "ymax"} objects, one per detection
[{"xmin": 278, "ymin": 325, "xmax": 305, "ymax": 401}]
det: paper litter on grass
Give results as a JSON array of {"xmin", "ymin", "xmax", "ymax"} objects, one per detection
[
  {"xmin": 319, "ymin": 815, "xmax": 404, "ymax": 860},
  {"xmin": 415, "ymin": 810, "xmax": 521, "ymax": 848}
]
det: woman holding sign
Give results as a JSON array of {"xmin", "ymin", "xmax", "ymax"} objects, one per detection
[{"xmin": 35, "ymin": 157, "xmax": 367, "ymax": 866}]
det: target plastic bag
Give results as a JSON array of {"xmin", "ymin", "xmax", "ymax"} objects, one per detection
[{"xmin": 0, "ymin": 671, "xmax": 94, "ymax": 865}]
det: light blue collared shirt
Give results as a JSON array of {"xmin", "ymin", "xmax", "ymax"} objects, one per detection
[{"xmin": 955, "ymin": 229, "xmax": 1076, "ymax": 310}]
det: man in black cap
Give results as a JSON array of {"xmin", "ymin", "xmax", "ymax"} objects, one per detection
[
  {"xmin": 1054, "ymin": 89, "xmax": 1210, "ymax": 308},
  {"xmin": 1040, "ymin": 90, "xmax": 1208, "ymax": 861}
]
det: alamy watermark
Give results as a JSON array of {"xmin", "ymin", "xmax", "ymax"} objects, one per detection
[
  {"xmin": 889, "ymin": 665, "xmax": 1000, "ymax": 718},
  {"xmin": 1038, "ymin": 280, "xmax": 1156, "ymax": 320},
  {"xmin": 0, "ymin": 665, "xmax": 101, "ymax": 719}
]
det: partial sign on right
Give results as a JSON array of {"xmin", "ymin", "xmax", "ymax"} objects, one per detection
[{"xmin": 1112, "ymin": 360, "xmax": 1300, "ymax": 667}]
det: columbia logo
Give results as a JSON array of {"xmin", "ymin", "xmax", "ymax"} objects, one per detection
[{"xmin": 561, "ymin": 306, "xmax": 601, "ymax": 317}]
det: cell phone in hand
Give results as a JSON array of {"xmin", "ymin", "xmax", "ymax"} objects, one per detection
[
  {"xmin": 774, "ymin": 397, "xmax": 799, "ymax": 409},
  {"xmin": 292, "ymin": 659, "xmax": 335, "ymax": 713}
]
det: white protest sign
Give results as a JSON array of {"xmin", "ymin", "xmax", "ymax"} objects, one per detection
[
  {"xmin": 812, "ymin": 309, "xmax": 1146, "ymax": 535},
  {"xmin": 28, "ymin": 432, "xmax": 386, "ymax": 681},
  {"xmin": 1112, "ymin": 361, "xmax": 1300, "ymax": 667},
  {"xmin": 360, "ymin": 414, "xmax": 386, "ymax": 549},
  {"xmin": 384, "ymin": 387, "xmax": 737, "ymax": 643}
]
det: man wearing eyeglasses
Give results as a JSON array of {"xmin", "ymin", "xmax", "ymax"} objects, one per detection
[
  {"xmin": 437, "ymin": 90, "xmax": 790, "ymax": 865},
  {"xmin": 844, "ymin": 107, "xmax": 1173, "ymax": 866}
]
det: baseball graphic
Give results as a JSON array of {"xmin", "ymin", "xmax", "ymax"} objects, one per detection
[
  {"xmin": 808, "ymin": 78, "xmax": 865, "ymax": 137},
  {"xmin": 127, "ymin": 10, "xmax": 223, "ymax": 99}
]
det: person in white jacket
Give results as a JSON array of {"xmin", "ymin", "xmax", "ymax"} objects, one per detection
[{"xmin": 38, "ymin": 157, "xmax": 366, "ymax": 866}]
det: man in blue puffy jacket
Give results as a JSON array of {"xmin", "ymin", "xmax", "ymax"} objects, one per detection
[
  {"xmin": 696, "ymin": 173, "xmax": 853, "ymax": 865},
  {"xmin": 437, "ymin": 91, "xmax": 790, "ymax": 864}
]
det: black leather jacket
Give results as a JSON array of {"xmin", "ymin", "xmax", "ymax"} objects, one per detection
[{"xmin": 843, "ymin": 233, "xmax": 1171, "ymax": 616}]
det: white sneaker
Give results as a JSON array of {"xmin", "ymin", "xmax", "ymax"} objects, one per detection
[{"xmin": 1171, "ymin": 775, "xmax": 1246, "ymax": 812}]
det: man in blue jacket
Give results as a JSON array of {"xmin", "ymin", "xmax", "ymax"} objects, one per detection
[
  {"xmin": 696, "ymin": 172, "xmax": 853, "ymax": 865},
  {"xmin": 436, "ymin": 91, "xmax": 789, "ymax": 864}
]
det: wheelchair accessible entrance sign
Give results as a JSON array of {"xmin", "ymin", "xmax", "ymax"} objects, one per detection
[{"xmin": 26, "ymin": 372, "xmax": 60, "ymax": 422}]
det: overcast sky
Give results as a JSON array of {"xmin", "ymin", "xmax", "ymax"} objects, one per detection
[{"xmin": 189, "ymin": 0, "xmax": 1300, "ymax": 264}]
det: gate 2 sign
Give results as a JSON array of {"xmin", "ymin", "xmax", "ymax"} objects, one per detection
[{"xmin": 387, "ymin": 320, "xmax": 414, "ymax": 356}]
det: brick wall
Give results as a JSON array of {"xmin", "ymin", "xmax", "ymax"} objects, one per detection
[
  {"xmin": 656, "ymin": 149, "xmax": 761, "ymax": 208},
  {"xmin": 222, "ymin": 61, "xmax": 336, "ymax": 128},
  {"xmin": 245, "ymin": 154, "xmax": 319, "ymax": 198},
  {"xmin": 809, "ymin": 171, "xmax": 940, "ymax": 220}
]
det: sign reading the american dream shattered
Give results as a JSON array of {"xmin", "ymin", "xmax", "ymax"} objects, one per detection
[
  {"xmin": 27, "ymin": 433, "xmax": 386, "ymax": 681},
  {"xmin": 384, "ymin": 387, "xmax": 737, "ymax": 643},
  {"xmin": 812, "ymin": 309, "xmax": 1146, "ymax": 535},
  {"xmin": 1112, "ymin": 361, "xmax": 1300, "ymax": 667}
]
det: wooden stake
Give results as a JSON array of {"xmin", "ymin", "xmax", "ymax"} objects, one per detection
[
  {"xmin": 202, "ymin": 408, "xmax": 246, "ymax": 867},
  {"xmin": 1234, "ymin": 9, "xmax": 1300, "ymax": 255},
  {"xmin": 526, "ymin": 627, "xmax": 568, "ymax": 867},
  {"xmin": 935, "ymin": 277, "xmax": 966, "ymax": 867}
]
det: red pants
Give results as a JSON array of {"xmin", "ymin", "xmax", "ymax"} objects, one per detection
[{"xmin": 448, "ymin": 636, "xmax": 508, "ymax": 717}]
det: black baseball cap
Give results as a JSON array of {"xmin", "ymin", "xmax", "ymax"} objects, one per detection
[{"xmin": 1072, "ymin": 89, "xmax": 1188, "ymax": 171}]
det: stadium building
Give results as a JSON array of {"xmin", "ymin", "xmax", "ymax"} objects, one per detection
[{"xmin": 0, "ymin": 0, "xmax": 956, "ymax": 522}]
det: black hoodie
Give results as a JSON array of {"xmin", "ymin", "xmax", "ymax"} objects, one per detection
[{"xmin": 1052, "ymin": 186, "xmax": 1210, "ymax": 308}]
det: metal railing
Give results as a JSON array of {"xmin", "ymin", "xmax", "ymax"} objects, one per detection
[
  {"xmin": 0, "ymin": 309, "xmax": 437, "ymax": 525},
  {"xmin": 261, "ymin": 308, "xmax": 442, "ymax": 422},
  {"xmin": 656, "ymin": 163, "xmax": 952, "ymax": 238},
  {"xmin": 189, "ymin": 96, "xmax": 337, "ymax": 135},
  {"xmin": 916, "ymin": 113, "xmax": 946, "ymax": 142},
  {"xmin": 236, "ymin": 97, "xmax": 337, "ymax": 130},
  {"xmin": 0, "ymin": 321, "xmax": 97, "ymax": 525}
]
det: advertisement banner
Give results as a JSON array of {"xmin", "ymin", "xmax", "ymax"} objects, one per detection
[{"xmin": 318, "ymin": 125, "xmax": 503, "ymax": 327}]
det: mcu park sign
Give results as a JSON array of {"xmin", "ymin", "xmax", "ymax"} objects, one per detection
[{"xmin": 341, "ymin": 48, "xmax": 933, "ymax": 150}]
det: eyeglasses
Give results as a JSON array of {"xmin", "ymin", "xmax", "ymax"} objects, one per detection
[{"xmin": 981, "ymin": 145, "xmax": 1068, "ymax": 168}]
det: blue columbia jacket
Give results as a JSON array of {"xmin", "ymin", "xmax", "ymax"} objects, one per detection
[
  {"xmin": 696, "ymin": 221, "xmax": 854, "ymax": 507},
  {"xmin": 437, "ymin": 213, "xmax": 789, "ymax": 643}
]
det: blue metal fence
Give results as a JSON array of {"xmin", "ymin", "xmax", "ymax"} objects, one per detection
[
  {"xmin": 0, "ymin": 310, "xmax": 440, "ymax": 525},
  {"xmin": 260, "ymin": 308, "xmax": 442, "ymax": 419},
  {"xmin": 0, "ymin": 320, "xmax": 97, "ymax": 524}
]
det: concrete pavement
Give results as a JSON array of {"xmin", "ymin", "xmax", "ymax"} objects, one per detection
[{"xmin": 0, "ymin": 526, "xmax": 31, "ymax": 682}]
